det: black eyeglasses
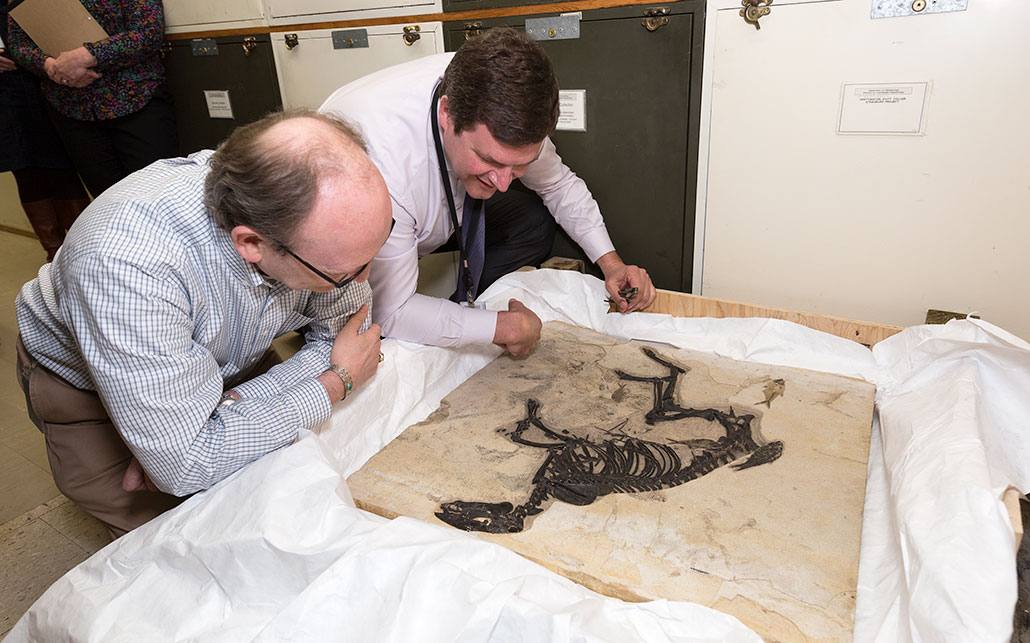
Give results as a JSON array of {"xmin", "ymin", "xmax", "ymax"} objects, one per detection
[{"xmin": 274, "ymin": 219, "xmax": 394, "ymax": 289}]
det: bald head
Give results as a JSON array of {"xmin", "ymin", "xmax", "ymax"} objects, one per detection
[{"xmin": 205, "ymin": 109, "xmax": 385, "ymax": 247}]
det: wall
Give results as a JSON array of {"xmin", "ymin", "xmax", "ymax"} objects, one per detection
[{"xmin": 696, "ymin": 0, "xmax": 1029, "ymax": 339}]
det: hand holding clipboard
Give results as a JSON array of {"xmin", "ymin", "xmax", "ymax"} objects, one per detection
[
  {"xmin": 7, "ymin": 0, "xmax": 107, "ymax": 86},
  {"xmin": 7, "ymin": 0, "xmax": 108, "ymax": 57}
]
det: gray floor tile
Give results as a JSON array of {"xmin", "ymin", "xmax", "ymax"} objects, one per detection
[
  {"xmin": 0, "ymin": 510, "xmax": 90, "ymax": 635},
  {"xmin": 39, "ymin": 500, "xmax": 110, "ymax": 556},
  {"xmin": 0, "ymin": 398, "xmax": 48, "ymax": 473},
  {"xmin": 0, "ymin": 443, "xmax": 59, "ymax": 524}
]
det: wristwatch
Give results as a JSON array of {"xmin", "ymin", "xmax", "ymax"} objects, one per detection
[
  {"xmin": 217, "ymin": 391, "xmax": 239, "ymax": 407},
  {"xmin": 327, "ymin": 363, "xmax": 353, "ymax": 399}
]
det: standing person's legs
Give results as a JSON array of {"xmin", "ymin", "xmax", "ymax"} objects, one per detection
[
  {"xmin": 109, "ymin": 85, "xmax": 179, "ymax": 175},
  {"xmin": 50, "ymin": 167, "xmax": 91, "ymax": 233},
  {"xmin": 45, "ymin": 104, "xmax": 123, "ymax": 198},
  {"xmin": 480, "ymin": 184, "xmax": 557, "ymax": 296},
  {"xmin": 16, "ymin": 338, "xmax": 184, "ymax": 539},
  {"xmin": 12, "ymin": 167, "xmax": 65, "ymax": 261}
]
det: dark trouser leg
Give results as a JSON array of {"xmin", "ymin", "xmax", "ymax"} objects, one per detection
[
  {"xmin": 45, "ymin": 87, "xmax": 179, "ymax": 198},
  {"xmin": 45, "ymin": 104, "xmax": 123, "ymax": 199},
  {"xmin": 479, "ymin": 185, "xmax": 557, "ymax": 297},
  {"xmin": 108, "ymin": 85, "xmax": 179, "ymax": 176},
  {"xmin": 49, "ymin": 167, "xmax": 91, "ymax": 232}
]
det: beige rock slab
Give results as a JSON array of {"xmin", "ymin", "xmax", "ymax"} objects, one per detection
[{"xmin": 349, "ymin": 323, "xmax": 875, "ymax": 642}]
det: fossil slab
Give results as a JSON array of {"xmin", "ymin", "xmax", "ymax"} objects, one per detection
[{"xmin": 349, "ymin": 323, "xmax": 875, "ymax": 641}]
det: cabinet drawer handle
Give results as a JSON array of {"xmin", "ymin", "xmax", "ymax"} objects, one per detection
[
  {"xmin": 642, "ymin": 7, "xmax": 670, "ymax": 32},
  {"xmin": 740, "ymin": 0, "xmax": 772, "ymax": 30},
  {"xmin": 403, "ymin": 25, "xmax": 421, "ymax": 46}
]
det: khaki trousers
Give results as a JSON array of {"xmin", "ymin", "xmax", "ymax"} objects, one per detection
[{"xmin": 16, "ymin": 337, "xmax": 280, "ymax": 539}]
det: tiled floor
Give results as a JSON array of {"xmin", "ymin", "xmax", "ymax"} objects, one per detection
[{"xmin": 0, "ymin": 231, "xmax": 111, "ymax": 638}]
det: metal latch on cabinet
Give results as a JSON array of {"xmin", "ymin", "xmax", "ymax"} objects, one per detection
[
  {"xmin": 332, "ymin": 29, "xmax": 369, "ymax": 49},
  {"xmin": 642, "ymin": 7, "xmax": 670, "ymax": 32},
  {"xmin": 242, "ymin": 36, "xmax": 258, "ymax": 57},
  {"xmin": 403, "ymin": 25, "xmax": 421, "ymax": 46},
  {"xmin": 284, "ymin": 34, "xmax": 299, "ymax": 50},
  {"xmin": 463, "ymin": 21, "xmax": 483, "ymax": 41},
  {"xmin": 191, "ymin": 38, "xmax": 218, "ymax": 56},
  {"xmin": 525, "ymin": 14, "xmax": 580, "ymax": 41},
  {"xmin": 740, "ymin": 0, "xmax": 772, "ymax": 30}
]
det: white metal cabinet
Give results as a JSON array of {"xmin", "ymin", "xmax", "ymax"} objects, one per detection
[
  {"xmin": 271, "ymin": 23, "xmax": 444, "ymax": 110},
  {"xmin": 699, "ymin": 0, "xmax": 1030, "ymax": 338},
  {"xmin": 266, "ymin": 0, "xmax": 441, "ymax": 26},
  {"xmin": 162, "ymin": 0, "xmax": 265, "ymax": 33}
]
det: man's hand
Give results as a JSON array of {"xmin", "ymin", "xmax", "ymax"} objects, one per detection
[
  {"xmin": 122, "ymin": 457, "xmax": 159, "ymax": 492},
  {"xmin": 596, "ymin": 251, "xmax": 657, "ymax": 313},
  {"xmin": 0, "ymin": 50, "xmax": 16, "ymax": 73},
  {"xmin": 328, "ymin": 304, "xmax": 382, "ymax": 390},
  {"xmin": 493, "ymin": 298, "xmax": 542, "ymax": 356},
  {"xmin": 46, "ymin": 47, "xmax": 101, "ymax": 87}
]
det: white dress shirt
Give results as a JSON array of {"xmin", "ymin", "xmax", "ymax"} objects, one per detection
[{"xmin": 320, "ymin": 53, "xmax": 615, "ymax": 348}]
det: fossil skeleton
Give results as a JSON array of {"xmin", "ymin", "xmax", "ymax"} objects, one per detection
[{"xmin": 436, "ymin": 347, "xmax": 785, "ymax": 534}]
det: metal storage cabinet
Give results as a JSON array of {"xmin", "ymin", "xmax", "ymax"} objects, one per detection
[
  {"xmin": 271, "ymin": 23, "xmax": 445, "ymax": 110},
  {"xmin": 444, "ymin": 2, "xmax": 704, "ymax": 291},
  {"xmin": 163, "ymin": 34, "xmax": 283, "ymax": 155}
]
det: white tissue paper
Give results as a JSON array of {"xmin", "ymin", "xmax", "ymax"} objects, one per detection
[{"xmin": 6, "ymin": 270, "xmax": 1028, "ymax": 642}]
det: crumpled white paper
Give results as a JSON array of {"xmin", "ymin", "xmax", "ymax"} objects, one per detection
[{"xmin": 6, "ymin": 270, "xmax": 1027, "ymax": 642}]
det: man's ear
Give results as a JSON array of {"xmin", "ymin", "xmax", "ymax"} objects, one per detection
[
  {"xmin": 231, "ymin": 225, "xmax": 270, "ymax": 264},
  {"xmin": 438, "ymin": 94, "xmax": 452, "ymax": 134}
]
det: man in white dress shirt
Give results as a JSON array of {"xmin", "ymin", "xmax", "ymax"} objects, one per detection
[{"xmin": 320, "ymin": 27, "xmax": 656, "ymax": 356}]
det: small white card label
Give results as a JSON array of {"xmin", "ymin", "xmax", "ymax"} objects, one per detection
[
  {"xmin": 556, "ymin": 89, "xmax": 586, "ymax": 132},
  {"xmin": 837, "ymin": 82, "xmax": 929, "ymax": 135},
  {"xmin": 204, "ymin": 90, "xmax": 235, "ymax": 120}
]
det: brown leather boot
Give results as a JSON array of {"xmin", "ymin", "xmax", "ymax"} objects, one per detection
[
  {"xmin": 54, "ymin": 197, "xmax": 91, "ymax": 233},
  {"xmin": 21, "ymin": 199, "xmax": 65, "ymax": 262}
]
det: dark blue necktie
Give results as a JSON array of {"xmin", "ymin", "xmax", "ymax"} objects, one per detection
[{"xmin": 455, "ymin": 192, "xmax": 485, "ymax": 304}]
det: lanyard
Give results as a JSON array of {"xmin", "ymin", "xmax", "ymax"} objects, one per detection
[{"xmin": 430, "ymin": 84, "xmax": 476, "ymax": 307}]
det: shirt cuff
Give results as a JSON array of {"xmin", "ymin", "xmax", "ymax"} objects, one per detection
[
  {"xmin": 462, "ymin": 307, "xmax": 500, "ymax": 346},
  {"xmin": 576, "ymin": 229, "xmax": 618, "ymax": 265},
  {"xmin": 285, "ymin": 376, "xmax": 333, "ymax": 429}
]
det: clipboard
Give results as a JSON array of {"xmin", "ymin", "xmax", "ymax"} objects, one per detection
[{"xmin": 7, "ymin": 0, "xmax": 108, "ymax": 57}]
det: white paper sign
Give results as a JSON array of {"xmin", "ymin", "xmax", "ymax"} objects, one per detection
[
  {"xmin": 204, "ymin": 90, "xmax": 235, "ymax": 120},
  {"xmin": 837, "ymin": 82, "xmax": 929, "ymax": 135},
  {"xmin": 556, "ymin": 89, "xmax": 586, "ymax": 132}
]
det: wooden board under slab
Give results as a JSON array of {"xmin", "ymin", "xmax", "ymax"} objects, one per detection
[{"xmin": 349, "ymin": 322, "xmax": 876, "ymax": 641}]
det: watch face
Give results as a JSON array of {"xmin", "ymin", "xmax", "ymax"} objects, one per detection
[{"xmin": 218, "ymin": 394, "xmax": 237, "ymax": 407}]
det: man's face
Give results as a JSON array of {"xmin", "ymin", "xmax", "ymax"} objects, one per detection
[{"xmin": 439, "ymin": 97, "xmax": 544, "ymax": 200}]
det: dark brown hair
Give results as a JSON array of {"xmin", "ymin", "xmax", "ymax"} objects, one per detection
[
  {"xmin": 441, "ymin": 27, "xmax": 560, "ymax": 147},
  {"xmin": 204, "ymin": 109, "xmax": 366, "ymax": 246}
]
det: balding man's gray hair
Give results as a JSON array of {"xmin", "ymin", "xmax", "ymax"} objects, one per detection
[{"xmin": 204, "ymin": 109, "xmax": 367, "ymax": 247}]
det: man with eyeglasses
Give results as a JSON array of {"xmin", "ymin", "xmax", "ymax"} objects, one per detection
[
  {"xmin": 320, "ymin": 28, "xmax": 656, "ymax": 357},
  {"xmin": 14, "ymin": 110, "xmax": 393, "ymax": 538}
]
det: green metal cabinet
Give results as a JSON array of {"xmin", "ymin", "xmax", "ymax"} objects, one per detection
[
  {"xmin": 445, "ymin": 2, "xmax": 704, "ymax": 291},
  {"xmin": 162, "ymin": 34, "xmax": 283, "ymax": 155}
]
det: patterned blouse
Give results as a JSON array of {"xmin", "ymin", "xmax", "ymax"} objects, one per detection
[{"xmin": 5, "ymin": 0, "xmax": 165, "ymax": 121}]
